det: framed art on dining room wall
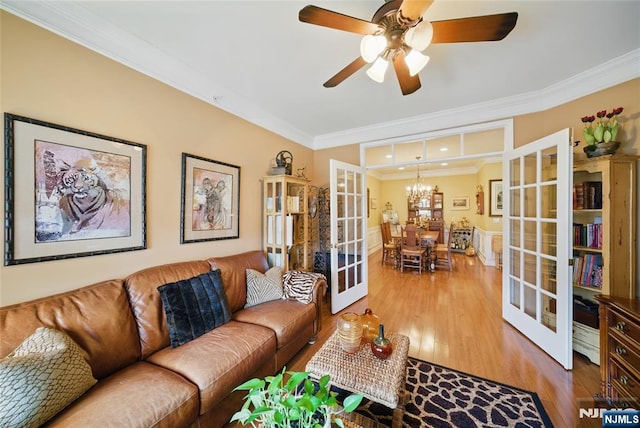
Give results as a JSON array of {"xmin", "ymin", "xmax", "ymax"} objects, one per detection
[
  {"xmin": 489, "ymin": 179, "xmax": 503, "ymax": 217},
  {"xmin": 3, "ymin": 113, "xmax": 147, "ymax": 265},
  {"xmin": 180, "ymin": 152, "xmax": 240, "ymax": 243},
  {"xmin": 451, "ymin": 196, "xmax": 470, "ymax": 210}
]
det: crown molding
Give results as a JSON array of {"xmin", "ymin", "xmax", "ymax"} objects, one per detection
[
  {"xmin": 313, "ymin": 49, "xmax": 640, "ymax": 149},
  {"xmin": 0, "ymin": 1, "xmax": 315, "ymax": 148},
  {"xmin": 2, "ymin": 2, "xmax": 638, "ymax": 151}
]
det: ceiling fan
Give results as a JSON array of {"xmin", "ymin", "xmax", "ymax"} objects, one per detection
[{"xmin": 299, "ymin": 0, "xmax": 518, "ymax": 95}]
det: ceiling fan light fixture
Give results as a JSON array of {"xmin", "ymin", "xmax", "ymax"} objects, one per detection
[
  {"xmin": 405, "ymin": 50, "xmax": 430, "ymax": 76},
  {"xmin": 366, "ymin": 56, "xmax": 389, "ymax": 83},
  {"xmin": 360, "ymin": 34, "xmax": 387, "ymax": 63},
  {"xmin": 404, "ymin": 20, "xmax": 434, "ymax": 51}
]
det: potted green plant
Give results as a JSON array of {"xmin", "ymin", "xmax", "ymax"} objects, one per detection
[
  {"xmin": 230, "ymin": 368, "xmax": 364, "ymax": 428},
  {"xmin": 580, "ymin": 107, "xmax": 624, "ymax": 157}
]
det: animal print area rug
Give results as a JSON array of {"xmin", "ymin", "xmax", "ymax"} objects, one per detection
[{"xmin": 335, "ymin": 357, "xmax": 553, "ymax": 428}]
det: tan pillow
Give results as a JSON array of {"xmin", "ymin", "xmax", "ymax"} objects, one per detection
[
  {"xmin": 0, "ymin": 327, "xmax": 97, "ymax": 428},
  {"xmin": 245, "ymin": 266, "xmax": 283, "ymax": 308}
]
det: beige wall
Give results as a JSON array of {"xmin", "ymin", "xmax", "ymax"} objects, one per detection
[
  {"xmin": 2, "ymin": 11, "xmax": 638, "ymax": 305},
  {"xmin": 515, "ymin": 79, "xmax": 640, "ymax": 156},
  {"xmin": 0, "ymin": 12, "xmax": 315, "ymax": 305}
]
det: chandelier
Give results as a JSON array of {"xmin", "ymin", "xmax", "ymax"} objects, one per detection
[{"xmin": 406, "ymin": 157, "xmax": 432, "ymax": 205}]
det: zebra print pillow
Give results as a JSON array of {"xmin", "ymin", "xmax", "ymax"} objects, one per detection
[
  {"xmin": 244, "ymin": 267, "xmax": 283, "ymax": 308},
  {"xmin": 283, "ymin": 271, "xmax": 325, "ymax": 304}
]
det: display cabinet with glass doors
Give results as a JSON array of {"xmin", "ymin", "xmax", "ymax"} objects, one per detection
[{"xmin": 263, "ymin": 175, "xmax": 310, "ymax": 271}]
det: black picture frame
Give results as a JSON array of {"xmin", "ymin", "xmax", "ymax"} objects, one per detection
[
  {"xmin": 180, "ymin": 153, "xmax": 240, "ymax": 243},
  {"xmin": 4, "ymin": 113, "xmax": 147, "ymax": 265},
  {"xmin": 489, "ymin": 179, "xmax": 503, "ymax": 217}
]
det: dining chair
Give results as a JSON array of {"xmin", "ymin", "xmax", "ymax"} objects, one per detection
[
  {"xmin": 434, "ymin": 222, "xmax": 455, "ymax": 271},
  {"xmin": 380, "ymin": 222, "xmax": 398, "ymax": 266},
  {"xmin": 400, "ymin": 224, "xmax": 425, "ymax": 273}
]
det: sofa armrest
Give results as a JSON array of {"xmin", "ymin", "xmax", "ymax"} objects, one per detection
[{"xmin": 282, "ymin": 271, "xmax": 327, "ymax": 339}]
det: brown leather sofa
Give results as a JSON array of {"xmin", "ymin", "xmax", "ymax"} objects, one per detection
[{"xmin": 0, "ymin": 250, "xmax": 326, "ymax": 427}]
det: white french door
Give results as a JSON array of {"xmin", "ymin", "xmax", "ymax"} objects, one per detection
[
  {"xmin": 329, "ymin": 160, "xmax": 368, "ymax": 314},
  {"xmin": 503, "ymin": 129, "xmax": 574, "ymax": 369}
]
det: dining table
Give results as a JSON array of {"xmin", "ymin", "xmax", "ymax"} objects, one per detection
[{"xmin": 390, "ymin": 229, "xmax": 440, "ymax": 272}]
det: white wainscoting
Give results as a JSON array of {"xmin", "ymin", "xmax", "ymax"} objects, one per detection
[
  {"xmin": 368, "ymin": 225, "xmax": 382, "ymax": 255},
  {"xmin": 475, "ymin": 227, "xmax": 502, "ymax": 267}
]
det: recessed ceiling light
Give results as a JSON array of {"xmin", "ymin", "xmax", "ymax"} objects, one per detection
[
  {"xmin": 440, "ymin": 147, "xmax": 448, "ymax": 152},
  {"xmin": 385, "ymin": 154, "xmax": 392, "ymax": 159},
  {"xmin": 398, "ymin": 167, "xmax": 405, "ymax": 170},
  {"xmin": 441, "ymin": 162, "xmax": 448, "ymax": 166}
]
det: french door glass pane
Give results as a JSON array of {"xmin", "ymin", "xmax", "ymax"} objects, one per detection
[
  {"xmin": 510, "ymin": 158, "xmax": 521, "ymax": 186},
  {"xmin": 524, "ymin": 252, "xmax": 536, "ymax": 284},
  {"xmin": 510, "ymin": 248, "xmax": 521, "ymax": 279},
  {"xmin": 541, "ymin": 184, "xmax": 557, "ymax": 219},
  {"xmin": 510, "ymin": 219, "xmax": 521, "ymax": 247},
  {"xmin": 524, "ymin": 220, "xmax": 536, "ymax": 252},
  {"xmin": 524, "ymin": 284, "xmax": 537, "ymax": 319},
  {"xmin": 524, "ymin": 187, "xmax": 537, "ymax": 217},
  {"xmin": 510, "ymin": 279, "xmax": 521, "ymax": 308},
  {"xmin": 524, "ymin": 154, "xmax": 537, "ymax": 185},
  {"xmin": 511, "ymin": 188, "xmax": 521, "ymax": 216},
  {"xmin": 541, "ymin": 222, "xmax": 557, "ymax": 257},
  {"xmin": 541, "ymin": 256, "xmax": 557, "ymax": 293},
  {"xmin": 542, "ymin": 295, "xmax": 557, "ymax": 333}
]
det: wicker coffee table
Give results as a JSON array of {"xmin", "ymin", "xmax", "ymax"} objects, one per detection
[{"xmin": 305, "ymin": 330, "xmax": 410, "ymax": 428}]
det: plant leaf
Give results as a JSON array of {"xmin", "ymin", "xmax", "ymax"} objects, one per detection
[
  {"xmin": 343, "ymin": 394, "xmax": 364, "ymax": 412},
  {"xmin": 287, "ymin": 371, "xmax": 310, "ymax": 391},
  {"xmin": 233, "ymin": 378, "xmax": 265, "ymax": 392}
]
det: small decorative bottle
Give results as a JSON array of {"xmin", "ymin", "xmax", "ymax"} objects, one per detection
[
  {"xmin": 371, "ymin": 324, "xmax": 393, "ymax": 359},
  {"xmin": 360, "ymin": 308, "xmax": 380, "ymax": 344}
]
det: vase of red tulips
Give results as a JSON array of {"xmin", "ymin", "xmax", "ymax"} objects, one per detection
[{"xmin": 580, "ymin": 107, "xmax": 624, "ymax": 157}]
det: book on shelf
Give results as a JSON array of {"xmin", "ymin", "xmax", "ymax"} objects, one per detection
[
  {"xmin": 572, "ymin": 253, "xmax": 603, "ymax": 287},
  {"xmin": 573, "ymin": 181, "xmax": 602, "ymax": 210},
  {"xmin": 572, "ymin": 222, "xmax": 602, "ymax": 249}
]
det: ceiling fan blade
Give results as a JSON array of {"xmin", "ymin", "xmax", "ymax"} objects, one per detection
[
  {"xmin": 397, "ymin": 0, "xmax": 434, "ymax": 24},
  {"xmin": 393, "ymin": 53, "xmax": 421, "ymax": 96},
  {"xmin": 299, "ymin": 5, "xmax": 380, "ymax": 35},
  {"xmin": 431, "ymin": 12, "xmax": 518, "ymax": 43},
  {"xmin": 324, "ymin": 57, "xmax": 368, "ymax": 88}
]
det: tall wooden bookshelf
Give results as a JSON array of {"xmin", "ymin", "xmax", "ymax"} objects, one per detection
[
  {"xmin": 572, "ymin": 155, "xmax": 637, "ymax": 299},
  {"xmin": 571, "ymin": 155, "xmax": 637, "ymax": 364},
  {"xmin": 263, "ymin": 175, "xmax": 310, "ymax": 271}
]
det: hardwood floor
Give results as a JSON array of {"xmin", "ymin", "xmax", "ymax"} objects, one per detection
[{"xmin": 288, "ymin": 251, "xmax": 602, "ymax": 428}]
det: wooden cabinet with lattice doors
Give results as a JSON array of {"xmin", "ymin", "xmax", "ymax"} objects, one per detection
[{"xmin": 263, "ymin": 175, "xmax": 310, "ymax": 271}]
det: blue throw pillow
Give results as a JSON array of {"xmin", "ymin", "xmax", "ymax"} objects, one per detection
[{"xmin": 158, "ymin": 269, "xmax": 232, "ymax": 348}]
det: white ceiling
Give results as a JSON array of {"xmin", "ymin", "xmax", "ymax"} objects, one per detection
[{"xmin": 2, "ymin": 1, "xmax": 640, "ymax": 150}]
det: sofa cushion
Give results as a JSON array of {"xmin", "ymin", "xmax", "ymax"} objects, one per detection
[
  {"xmin": 145, "ymin": 320, "xmax": 276, "ymax": 415},
  {"xmin": 45, "ymin": 361, "xmax": 199, "ymax": 428},
  {"xmin": 0, "ymin": 279, "xmax": 139, "ymax": 380},
  {"xmin": 208, "ymin": 250, "xmax": 269, "ymax": 313},
  {"xmin": 233, "ymin": 300, "xmax": 316, "ymax": 349},
  {"xmin": 245, "ymin": 267, "xmax": 283, "ymax": 308},
  {"xmin": 158, "ymin": 270, "xmax": 232, "ymax": 347},
  {"xmin": 0, "ymin": 327, "xmax": 97, "ymax": 428},
  {"xmin": 124, "ymin": 260, "xmax": 212, "ymax": 359}
]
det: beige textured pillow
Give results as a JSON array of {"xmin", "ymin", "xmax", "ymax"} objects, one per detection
[
  {"xmin": 245, "ymin": 266, "xmax": 283, "ymax": 308},
  {"xmin": 0, "ymin": 327, "xmax": 97, "ymax": 428}
]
